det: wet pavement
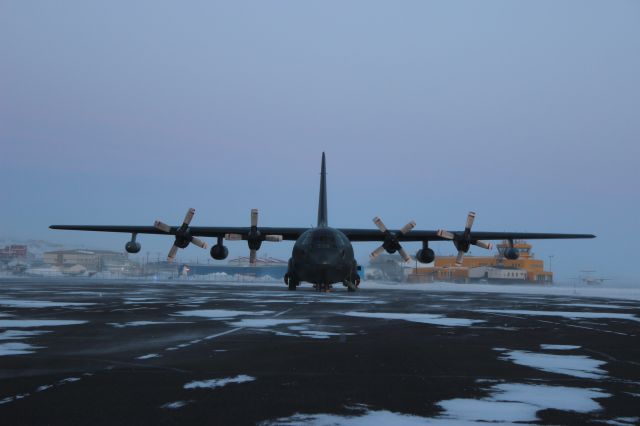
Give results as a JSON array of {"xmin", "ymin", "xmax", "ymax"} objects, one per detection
[{"xmin": 0, "ymin": 278, "xmax": 639, "ymax": 425}]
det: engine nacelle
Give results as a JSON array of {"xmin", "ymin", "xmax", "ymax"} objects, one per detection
[
  {"xmin": 210, "ymin": 244, "xmax": 229, "ymax": 260},
  {"xmin": 125, "ymin": 241, "xmax": 141, "ymax": 254},
  {"xmin": 503, "ymin": 248, "xmax": 519, "ymax": 260},
  {"xmin": 416, "ymin": 248, "xmax": 435, "ymax": 264}
]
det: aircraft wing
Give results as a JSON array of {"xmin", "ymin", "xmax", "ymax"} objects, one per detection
[
  {"xmin": 339, "ymin": 229, "xmax": 595, "ymax": 242},
  {"xmin": 50, "ymin": 225, "xmax": 595, "ymax": 242},
  {"xmin": 49, "ymin": 225, "xmax": 308, "ymax": 241}
]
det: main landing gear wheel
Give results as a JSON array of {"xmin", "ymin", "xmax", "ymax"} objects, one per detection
[
  {"xmin": 344, "ymin": 280, "xmax": 358, "ymax": 292},
  {"xmin": 285, "ymin": 273, "xmax": 299, "ymax": 291}
]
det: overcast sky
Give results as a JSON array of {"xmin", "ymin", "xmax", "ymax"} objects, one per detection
[{"xmin": 1, "ymin": 1, "xmax": 638, "ymax": 280}]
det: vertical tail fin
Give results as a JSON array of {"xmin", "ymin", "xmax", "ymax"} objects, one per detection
[{"xmin": 317, "ymin": 152, "xmax": 328, "ymax": 227}]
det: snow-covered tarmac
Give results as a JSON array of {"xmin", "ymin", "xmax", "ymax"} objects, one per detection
[{"xmin": 0, "ymin": 278, "xmax": 638, "ymax": 425}]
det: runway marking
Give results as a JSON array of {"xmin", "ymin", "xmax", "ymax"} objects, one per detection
[
  {"xmin": 584, "ymin": 348, "xmax": 640, "ymax": 368},
  {"xmin": 161, "ymin": 308, "xmax": 294, "ymax": 353},
  {"xmin": 203, "ymin": 328, "xmax": 243, "ymax": 341},
  {"xmin": 476, "ymin": 311, "xmax": 635, "ymax": 337}
]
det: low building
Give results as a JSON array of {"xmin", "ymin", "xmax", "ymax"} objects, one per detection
[
  {"xmin": 43, "ymin": 249, "xmax": 129, "ymax": 272},
  {"xmin": 184, "ymin": 256, "xmax": 288, "ymax": 279},
  {"xmin": 0, "ymin": 245, "xmax": 27, "ymax": 260},
  {"xmin": 408, "ymin": 240, "xmax": 553, "ymax": 284}
]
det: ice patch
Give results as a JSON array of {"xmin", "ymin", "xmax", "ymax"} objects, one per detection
[
  {"xmin": 108, "ymin": 321, "xmax": 190, "ymax": 328},
  {"xmin": 0, "ymin": 330, "xmax": 50, "ymax": 340},
  {"xmin": 0, "ymin": 299, "xmax": 94, "ymax": 308},
  {"xmin": 184, "ymin": 374, "xmax": 255, "ymax": 390},
  {"xmin": 540, "ymin": 344, "xmax": 581, "ymax": 350},
  {"xmin": 497, "ymin": 349, "xmax": 606, "ymax": 379},
  {"xmin": 36, "ymin": 385, "xmax": 52, "ymax": 392},
  {"xmin": 175, "ymin": 309, "xmax": 273, "ymax": 319},
  {"xmin": 478, "ymin": 309, "xmax": 640, "ymax": 322},
  {"xmin": 161, "ymin": 400, "xmax": 190, "ymax": 409},
  {"xmin": 58, "ymin": 377, "xmax": 81, "ymax": 384},
  {"xmin": 0, "ymin": 320, "xmax": 87, "ymax": 328},
  {"xmin": 227, "ymin": 318, "xmax": 308, "ymax": 328},
  {"xmin": 341, "ymin": 311, "xmax": 484, "ymax": 327},
  {"xmin": 137, "ymin": 353, "xmax": 160, "ymax": 360},
  {"xmin": 0, "ymin": 342, "xmax": 42, "ymax": 356}
]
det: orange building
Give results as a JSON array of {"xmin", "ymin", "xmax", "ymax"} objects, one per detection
[{"xmin": 408, "ymin": 240, "xmax": 553, "ymax": 284}]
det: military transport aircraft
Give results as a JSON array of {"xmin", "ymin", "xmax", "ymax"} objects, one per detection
[{"xmin": 51, "ymin": 153, "xmax": 595, "ymax": 291}]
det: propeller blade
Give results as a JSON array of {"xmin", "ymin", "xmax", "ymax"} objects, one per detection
[
  {"xmin": 399, "ymin": 220, "xmax": 416, "ymax": 235},
  {"xmin": 437, "ymin": 229, "xmax": 455, "ymax": 240},
  {"xmin": 473, "ymin": 240, "xmax": 493, "ymax": 250},
  {"xmin": 249, "ymin": 249, "xmax": 257, "ymax": 265},
  {"xmin": 370, "ymin": 245, "xmax": 386, "ymax": 259},
  {"xmin": 465, "ymin": 211, "xmax": 476, "ymax": 230},
  {"xmin": 167, "ymin": 245, "xmax": 179, "ymax": 262},
  {"xmin": 154, "ymin": 221, "xmax": 171, "ymax": 233},
  {"xmin": 372, "ymin": 217, "xmax": 388, "ymax": 233},
  {"xmin": 191, "ymin": 237, "xmax": 208, "ymax": 249},
  {"xmin": 183, "ymin": 208, "xmax": 195, "ymax": 226},
  {"xmin": 265, "ymin": 235, "xmax": 283, "ymax": 242},
  {"xmin": 455, "ymin": 251, "xmax": 465, "ymax": 266},
  {"xmin": 251, "ymin": 208, "xmax": 258, "ymax": 227},
  {"xmin": 398, "ymin": 247, "xmax": 412, "ymax": 263},
  {"xmin": 225, "ymin": 233, "xmax": 243, "ymax": 241}
]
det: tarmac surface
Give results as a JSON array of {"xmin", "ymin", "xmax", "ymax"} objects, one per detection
[{"xmin": 0, "ymin": 278, "xmax": 639, "ymax": 425}]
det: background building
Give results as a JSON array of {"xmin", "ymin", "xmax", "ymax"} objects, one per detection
[
  {"xmin": 44, "ymin": 249, "xmax": 129, "ymax": 273},
  {"xmin": 408, "ymin": 241, "xmax": 553, "ymax": 284}
]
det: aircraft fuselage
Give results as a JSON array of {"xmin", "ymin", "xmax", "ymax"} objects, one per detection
[{"xmin": 286, "ymin": 226, "xmax": 359, "ymax": 290}]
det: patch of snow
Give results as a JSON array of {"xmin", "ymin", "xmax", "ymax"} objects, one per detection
[
  {"xmin": 161, "ymin": 400, "xmax": 190, "ymax": 410},
  {"xmin": 566, "ymin": 303, "xmax": 628, "ymax": 310},
  {"xmin": 0, "ymin": 320, "xmax": 87, "ymax": 328},
  {"xmin": 227, "ymin": 318, "xmax": 308, "ymax": 328},
  {"xmin": 0, "ymin": 330, "xmax": 50, "ymax": 340},
  {"xmin": 478, "ymin": 309, "xmax": 640, "ymax": 322},
  {"xmin": 108, "ymin": 321, "xmax": 190, "ymax": 328},
  {"xmin": 540, "ymin": 344, "xmax": 581, "ymax": 350},
  {"xmin": 0, "ymin": 342, "xmax": 42, "ymax": 356},
  {"xmin": 175, "ymin": 309, "xmax": 273, "ymax": 319},
  {"xmin": 341, "ymin": 311, "xmax": 484, "ymax": 327},
  {"xmin": 36, "ymin": 385, "xmax": 52, "ymax": 392},
  {"xmin": 0, "ymin": 299, "xmax": 94, "ymax": 308},
  {"xmin": 309, "ymin": 298, "xmax": 387, "ymax": 305},
  {"xmin": 497, "ymin": 349, "xmax": 607, "ymax": 379},
  {"xmin": 136, "ymin": 353, "xmax": 160, "ymax": 360},
  {"xmin": 438, "ymin": 383, "xmax": 609, "ymax": 423},
  {"xmin": 184, "ymin": 374, "xmax": 255, "ymax": 390},
  {"xmin": 58, "ymin": 377, "xmax": 81, "ymax": 384},
  {"xmin": 361, "ymin": 281, "xmax": 640, "ymax": 301},
  {"xmin": 602, "ymin": 416, "xmax": 640, "ymax": 425},
  {"xmin": 299, "ymin": 330, "xmax": 354, "ymax": 339},
  {"xmin": 261, "ymin": 409, "xmax": 433, "ymax": 425}
]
